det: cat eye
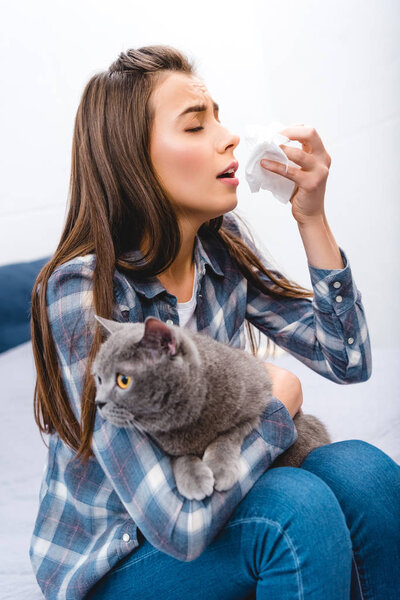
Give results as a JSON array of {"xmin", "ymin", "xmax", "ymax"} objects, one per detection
[{"xmin": 116, "ymin": 373, "xmax": 132, "ymax": 390}]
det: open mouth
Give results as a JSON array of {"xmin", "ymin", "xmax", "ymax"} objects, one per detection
[
  {"xmin": 216, "ymin": 173, "xmax": 235, "ymax": 179},
  {"xmin": 216, "ymin": 168, "xmax": 239, "ymax": 186},
  {"xmin": 216, "ymin": 168, "xmax": 236, "ymax": 179}
]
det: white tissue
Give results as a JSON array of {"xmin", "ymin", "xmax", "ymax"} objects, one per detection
[{"xmin": 244, "ymin": 121, "xmax": 303, "ymax": 204}]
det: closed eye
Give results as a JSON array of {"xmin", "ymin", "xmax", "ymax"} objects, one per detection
[{"xmin": 186, "ymin": 111, "xmax": 222, "ymax": 134}]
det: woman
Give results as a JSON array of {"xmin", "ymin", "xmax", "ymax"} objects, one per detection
[{"xmin": 29, "ymin": 45, "xmax": 400, "ymax": 599}]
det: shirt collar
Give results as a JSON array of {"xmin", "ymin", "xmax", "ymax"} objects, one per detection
[
  {"xmin": 120, "ymin": 232, "xmax": 224, "ymax": 299},
  {"xmin": 195, "ymin": 233, "xmax": 224, "ymax": 278}
]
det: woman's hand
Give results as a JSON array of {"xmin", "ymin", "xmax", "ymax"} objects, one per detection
[
  {"xmin": 263, "ymin": 362, "xmax": 303, "ymax": 419},
  {"xmin": 260, "ymin": 125, "xmax": 332, "ymax": 226}
]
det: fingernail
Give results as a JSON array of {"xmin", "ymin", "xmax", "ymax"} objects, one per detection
[{"xmin": 261, "ymin": 160, "xmax": 271, "ymax": 167}]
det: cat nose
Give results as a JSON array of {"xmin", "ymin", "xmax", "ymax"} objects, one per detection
[{"xmin": 95, "ymin": 401, "xmax": 106, "ymax": 409}]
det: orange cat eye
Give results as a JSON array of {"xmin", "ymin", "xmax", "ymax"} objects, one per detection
[{"xmin": 116, "ymin": 373, "xmax": 132, "ymax": 389}]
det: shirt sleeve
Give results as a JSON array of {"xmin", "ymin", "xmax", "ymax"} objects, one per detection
[
  {"xmin": 225, "ymin": 213, "xmax": 372, "ymax": 384},
  {"xmin": 46, "ymin": 263, "xmax": 298, "ymax": 562}
]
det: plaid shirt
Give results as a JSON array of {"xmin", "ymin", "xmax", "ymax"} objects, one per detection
[{"xmin": 29, "ymin": 212, "xmax": 372, "ymax": 599}]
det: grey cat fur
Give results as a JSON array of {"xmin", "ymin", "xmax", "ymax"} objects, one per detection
[{"xmin": 91, "ymin": 315, "xmax": 332, "ymax": 500}]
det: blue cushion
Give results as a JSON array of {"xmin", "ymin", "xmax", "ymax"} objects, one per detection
[{"xmin": 0, "ymin": 257, "xmax": 50, "ymax": 353}]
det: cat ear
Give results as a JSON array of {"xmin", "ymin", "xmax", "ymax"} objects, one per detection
[
  {"xmin": 94, "ymin": 314, "xmax": 125, "ymax": 338},
  {"xmin": 140, "ymin": 316, "xmax": 178, "ymax": 356}
]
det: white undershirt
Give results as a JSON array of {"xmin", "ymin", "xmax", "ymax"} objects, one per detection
[{"xmin": 176, "ymin": 261, "xmax": 198, "ymax": 330}]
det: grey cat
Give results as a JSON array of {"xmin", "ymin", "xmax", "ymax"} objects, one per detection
[{"xmin": 91, "ymin": 315, "xmax": 332, "ymax": 500}]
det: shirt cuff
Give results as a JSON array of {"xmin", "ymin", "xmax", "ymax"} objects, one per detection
[
  {"xmin": 307, "ymin": 246, "xmax": 362, "ymax": 315},
  {"xmin": 254, "ymin": 396, "xmax": 298, "ymax": 452}
]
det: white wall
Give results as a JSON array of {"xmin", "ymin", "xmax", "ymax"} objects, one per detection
[{"xmin": 1, "ymin": 0, "xmax": 399, "ymax": 349}]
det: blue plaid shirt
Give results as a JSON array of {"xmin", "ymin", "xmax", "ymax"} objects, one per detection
[{"xmin": 29, "ymin": 212, "xmax": 372, "ymax": 599}]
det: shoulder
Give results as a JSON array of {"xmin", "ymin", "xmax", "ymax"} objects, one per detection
[
  {"xmin": 221, "ymin": 211, "xmax": 259, "ymax": 253},
  {"xmin": 45, "ymin": 254, "xmax": 140, "ymax": 317},
  {"xmin": 47, "ymin": 254, "xmax": 96, "ymax": 285},
  {"xmin": 221, "ymin": 211, "xmax": 244, "ymax": 238},
  {"xmin": 220, "ymin": 211, "xmax": 281, "ymax": 276},
  {"xmin": 212, "ymin": 211, "xmax": 265, "ymax": 269},
  {"xmin": 44, "ymin": 256, "xmax": 95, "ymax": 317}
]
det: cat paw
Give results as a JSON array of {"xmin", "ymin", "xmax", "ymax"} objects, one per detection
[
  {"xmin": 171, "ymin": 455, "xmax": 215, "ymax": 501},
  {"xmin": 202, "ymin": 448, "xmax": 241, "ymax": 492},
  {"xmin": 208, "ymin": 461, "xmax": 241, "ymax": 492}
]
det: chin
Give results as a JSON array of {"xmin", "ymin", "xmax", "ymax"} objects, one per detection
[
  {"xmin": 210, "ymin": 197, "xmax": 238, "ymax": 220},
  {"xmin": 224, "ymin": 195, "xmax": 239, "ymax": 212},
  {"xmin": 194, "ymin": 195, "xmax": 238, "ymax": 224}
]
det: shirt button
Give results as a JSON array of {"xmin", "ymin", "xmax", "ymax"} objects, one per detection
[
  {"xmin": 333, "ymin": 281, "xmax": 341, "ymax": 288},
  {"xmin": 348, "ymin": 337, "xmax": 354, "ymax": 344},
  {"xmin": 335, "ymin": 295, "xmax": 343, "ymax": 303},
  {"xmin": 166, "ymin": 319, "xmax": 173, "ymax": 326},
  {"xmin": 122, "ymin": 533, "xmax": 130, "ymax": 542}
]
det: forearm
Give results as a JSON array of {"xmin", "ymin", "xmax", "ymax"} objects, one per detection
[{"xmin": 297, "ymin": 212, "xmax": 345, "ymax": 270}]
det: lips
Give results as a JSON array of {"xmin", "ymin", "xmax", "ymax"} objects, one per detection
[{"xmin": 216, "ymin": 160, "xmax": 239, "ymax": 178}]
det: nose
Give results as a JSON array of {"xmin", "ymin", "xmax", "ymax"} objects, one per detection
[
  {"xmin": 220, "ymin": 127, "xmax": 240, "ymax": 152},
  {"xmin": 95, "ymin": 401, "xmax": 106, "ymax": 409}
]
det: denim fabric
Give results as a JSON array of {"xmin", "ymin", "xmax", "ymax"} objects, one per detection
[
  {"xmin": 85, "ymin": 440, "xmax": 400, "ymax": 599},
  {"xmin": 300, "ymin": 440, "xmax": 400, "ymax": 599}
]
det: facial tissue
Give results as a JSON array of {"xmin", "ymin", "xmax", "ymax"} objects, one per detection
[{"xmin": 244, "ymin": 121, "xmax": 303, "ymax": 204}]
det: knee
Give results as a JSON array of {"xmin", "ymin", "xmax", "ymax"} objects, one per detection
[
  {"xmin": 312, "ymin": 438, "xmax": 395, "ymax": 464},
  {"xmin": 237, "ymin": 467, "xmax": 352, "ymax": 548},
  {"xmin": 302, "ymin": 439, "xmax": 399, "ymax": 493},
  {"xmin": 225, "ymin": 468, "xmax": 353, "ymax": 588},
  {"xmin": 301, "ymin": 440, "xmax": 400, "ymax": 532}
]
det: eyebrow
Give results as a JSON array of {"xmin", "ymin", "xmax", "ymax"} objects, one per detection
[{"xmin": 176, "ymin": 100, "xmax": 219, "ymax": 119}]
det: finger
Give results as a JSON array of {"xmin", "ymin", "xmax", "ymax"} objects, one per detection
[
  {"xmin": 278, "ymin": 145, "xmax": 315, "ymax": 171},
  {"xmin": 260, "ymin": 158, "xmax": 305, "ymax": 185},
  {"xmin": 279, "ymin": 126, "xmax": 326, "ymax": 155}
]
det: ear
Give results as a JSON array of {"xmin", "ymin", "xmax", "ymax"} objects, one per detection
[
  {"xmin": 140, "ymin": 316, "xmax": 178, "ymax": 356},
  {"xmin": 94, "ymin": 314, "xmax": 125, "ymax": 338}
]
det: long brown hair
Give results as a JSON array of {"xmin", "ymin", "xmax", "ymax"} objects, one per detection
[{"xmin": 30, "ymin": 45, "xmax": 314, "ymax": 465}]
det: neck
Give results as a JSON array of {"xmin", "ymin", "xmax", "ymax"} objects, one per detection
[
  {"xmin": 141, "ymin": 218, "xmax": 198, "ymax": 286},
  {"xmin": 162, "ymin": 229, "xmax": 196, "ymax": 284}
]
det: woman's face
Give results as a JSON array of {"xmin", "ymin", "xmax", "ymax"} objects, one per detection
[{"xmin": 149, "ymin": 71, "xmax": 240, "ymax": 227}]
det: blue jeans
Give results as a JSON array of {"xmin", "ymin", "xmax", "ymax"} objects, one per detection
[{"xmin": 86, "ymin": 440, "xmax": 400, "ymax": 599}]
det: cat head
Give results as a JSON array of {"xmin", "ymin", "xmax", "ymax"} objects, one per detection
[{"xmin": 91, "ymin": 315, "xmax": 201, "ymax": 431}]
